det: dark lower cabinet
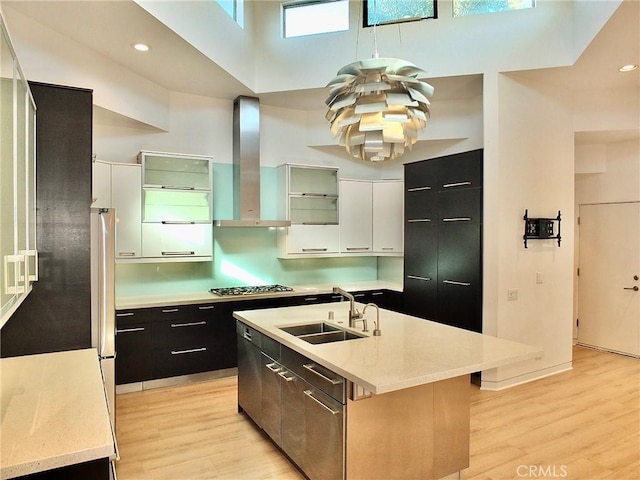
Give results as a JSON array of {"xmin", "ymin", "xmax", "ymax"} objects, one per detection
[
  {"xmin": 15, "ymin": 458, "xmax": 109, "ymax": 480},
  {"xmin": 404, "ymin": 149, "xmax": 483, "ymax": 333},
  {"xmin": 115, "ymin": 288, "xmax": 401, "ymax": 384}
]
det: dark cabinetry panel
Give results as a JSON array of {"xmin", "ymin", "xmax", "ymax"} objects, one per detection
[
  {"xmin": 404, "ymin": 149, "xmax": 483, "ymax": 333},
  {"xmin": 1, "ymin": 83, "xmax": 93, "ymax": 357}
]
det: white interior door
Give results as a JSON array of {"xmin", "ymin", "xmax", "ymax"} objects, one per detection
[{"xmin": 578, "ymin": 202, "xmax": 640, "ymax": 356}]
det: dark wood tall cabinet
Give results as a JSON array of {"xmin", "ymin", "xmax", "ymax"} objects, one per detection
[
  {"xmin": 1, "ymin": 83, "xmax": 93, "ymax": 357},
  {"xmin": 403, "ymin": 149, "xmax": 483, "ymax": 333}
]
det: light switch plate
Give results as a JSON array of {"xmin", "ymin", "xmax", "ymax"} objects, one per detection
[
  {"xmin": 536, "ymin": 272, "xmax": 544, "ymax": 284},
  {"xmin": 507, "ymin": 289, "xmax": 518, "ymax": 301}
]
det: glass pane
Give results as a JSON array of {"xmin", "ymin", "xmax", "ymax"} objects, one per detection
[
  {"xmin": 216, "ymin": 0, "xmax": 236, "ymax": 20},
  {"xmin": 27, "ymin": 99, "xmax": 36, "ymax": 253},
  {"xmin": 290, "ymin": 166, "xmax": 338, "ymax": 195},
  {"xmin": 453, "ymin": 0, "xmax": 534, "ymax": 17},
  {"xmin": 284, "ymin": 0, "xmax": 349, "ymax": 38},
  {"xmin": 366, "ymin": 0, "xmax": 435, "ymax": 26},
  {"xmin": 1, "ymin": 25, "xmax": 17, "ymax": 312},
  {"xmin": 143, "ymin": 189, "xmax": 212, "ymax": 223},
  {"xmin": 143, "ymin": 154, "xmax": 211, "ymax": 189},
  {"xmin": 290, "ymin": 196, "xmax": 338, "ymax": 225}
]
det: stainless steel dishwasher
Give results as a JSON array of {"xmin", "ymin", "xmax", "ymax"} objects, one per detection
[{"xmin": 236, "ymin": 321, "xmax": 262, "ymax": 425}]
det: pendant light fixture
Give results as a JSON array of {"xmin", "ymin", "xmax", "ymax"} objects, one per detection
[{"xmin": 325, "ymin": 1, "xmax": 434, "ymax": 162}]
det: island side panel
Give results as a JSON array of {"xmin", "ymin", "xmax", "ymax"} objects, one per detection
[
  {"xmin": 434, "ymin": 375, "xmax": 470, "ymax": 478},
  {"xmin": 346, "ymin": 383, "xmax": 435, "ymax": 479}
]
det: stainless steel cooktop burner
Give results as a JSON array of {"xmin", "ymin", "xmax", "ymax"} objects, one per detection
[{"xmin": 209, "ymin": 284, "xmax": 294, "ymax": 296}]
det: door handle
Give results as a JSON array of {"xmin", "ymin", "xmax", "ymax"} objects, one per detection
[{"xmin": 623, "ymin": 286, "xmax": 639, "ymax": 291}]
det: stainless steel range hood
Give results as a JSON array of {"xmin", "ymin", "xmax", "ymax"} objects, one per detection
[{"xmin": 214, "ymin": 96, "xmax": 290, "ymax": 227}]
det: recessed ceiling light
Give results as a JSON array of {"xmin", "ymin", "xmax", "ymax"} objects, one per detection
[
  {"xmin": 618, "ymin": 64, "xmax": 638, "ymax": 72},
  {"xmin": 131, "ymin": 42, "xmax": 151, "ymax": 52}
]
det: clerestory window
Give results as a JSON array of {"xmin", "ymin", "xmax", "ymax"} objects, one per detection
[
  {"xmin": 364, "ymin": 0, "xmax": 436, "ymax": 27},
  {"xmin": 283, "ymin": 0, "xmax": 350, "ymax": 38},
  {"xmin": 453, "ymin": 0, "xmax": 535, "ymax": 17}
]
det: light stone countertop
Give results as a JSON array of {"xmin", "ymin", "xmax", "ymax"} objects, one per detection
[
  {"xmin": 234, "ymin": 302, "xmax": 544, "ymax": 395},
  {"xmin": 116, "ymin": 280, "xmax": 402, "ymax": 309},
  {"xmin": 0, "ymin": 349, "xmax": 116, "ymax": 479}
]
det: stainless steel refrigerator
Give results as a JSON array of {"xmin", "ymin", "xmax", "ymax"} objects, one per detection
[{"xmin": 90, "ymin": 208, "xmax": 117, "ymax": 436}]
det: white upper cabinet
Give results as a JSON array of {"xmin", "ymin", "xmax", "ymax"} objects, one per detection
[
  {"xmin": 91, "ymin": 159, "xmax": 111, "ymax": 208},
  {"xmin": 339, "ymin": 180, "xmax": 403, "ymax": 256},
  {"xmin": 277, "ymin": 164, "xmax": 340, "ymax": 257},
  {"xmin": 339, "ymin": 180, "xmax": 373, "ymax": 254},
  {"xmin": 138, "ymin": 151, "xmax": 213, "ymax": 261},
  {"xmin": 1, "ymin": 16, "xmax": 38, "ymax": 328},
  {"xmin": 111, "ymin": 163, "xmax": 142, "ymax": 260},
  {"xmin": 372, "ymin": 181, "xmax": 403, "ymax": 254}
]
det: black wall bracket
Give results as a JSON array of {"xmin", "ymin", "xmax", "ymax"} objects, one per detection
[{"xmin": 523, "ymin": 209, "xmax": 561, "ymax": 248}]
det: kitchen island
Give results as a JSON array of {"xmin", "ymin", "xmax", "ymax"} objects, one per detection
[
  {"xmin": 234, "ymin": 301, "xmax": 542, "ymax": 480},
  {"xmin": 0, "ymin": 349, "xmax": 116, "ymax": 479}
]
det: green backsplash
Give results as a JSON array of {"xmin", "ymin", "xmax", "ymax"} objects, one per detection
[{"xmin": 115, "ymin": 164, "xmax": 382, "ymax": 297}]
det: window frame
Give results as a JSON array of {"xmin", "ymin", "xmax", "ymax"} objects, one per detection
[{"xmin": 362, "ymin": 0, "xmax": 437, "ymax": 28}]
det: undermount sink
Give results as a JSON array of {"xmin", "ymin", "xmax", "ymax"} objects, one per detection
[{"xmin": 279, "ymin": 322, "xmax": 365, "ymax": 344}]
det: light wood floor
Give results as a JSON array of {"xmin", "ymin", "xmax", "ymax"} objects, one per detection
[{"xmin": 115, "ymin": 346, "xmax": 639, "ymax": 480}]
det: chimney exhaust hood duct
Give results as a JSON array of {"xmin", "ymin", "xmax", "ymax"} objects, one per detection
[{"xmin": 214, "ymin": 96, "xmax": 290, "ymax": 227}]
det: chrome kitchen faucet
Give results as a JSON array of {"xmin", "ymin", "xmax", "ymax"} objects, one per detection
[{"xmin": 332, "ymin": 287, "xmax": 363, "ymax": 328}]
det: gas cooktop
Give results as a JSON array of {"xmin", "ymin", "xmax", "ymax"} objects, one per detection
[{"xmin": 209, "ymin": 284, "xmax": 294, "ymax": 296}]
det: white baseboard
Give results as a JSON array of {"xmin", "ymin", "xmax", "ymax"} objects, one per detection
[{"xmin": 480, "ymin": 362, "xmax": 573, "ymax": 391}]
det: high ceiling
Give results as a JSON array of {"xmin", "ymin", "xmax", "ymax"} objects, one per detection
[{"xmin": 3, "ymin": 0, "xmax": 638, "ymax": 143}]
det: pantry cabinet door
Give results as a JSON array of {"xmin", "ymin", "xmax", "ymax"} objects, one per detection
[{"xmin": 373, "ymin": 181, "xmax": 403, "ymax": 254}]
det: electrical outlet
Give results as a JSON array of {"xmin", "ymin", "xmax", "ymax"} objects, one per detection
[
  {"xmin": 507, "ymin": 289, "xmax": 518, "ymax": 301},
  {"xmin": 536, "ymin": 272, "xmax": 544, "ymax": 284}
]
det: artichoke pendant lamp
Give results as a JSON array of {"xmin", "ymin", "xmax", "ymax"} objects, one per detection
[{"xmin": 325, "ymin": 5, "xmax": 434, "ymax": 162}]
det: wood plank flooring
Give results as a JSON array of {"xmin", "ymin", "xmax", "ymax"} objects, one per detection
[{"xmin": 115, "ymin": 347, "xmax": 639, "ymax": 479}]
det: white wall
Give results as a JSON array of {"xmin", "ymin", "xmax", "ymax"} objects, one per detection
[{"xmin": 482, "ymin": 72, "xmax": 576, "ymax": 390}]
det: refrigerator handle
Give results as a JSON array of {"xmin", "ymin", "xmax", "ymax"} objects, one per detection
[{"xmin": 98, "ymin": 209, "xmax": 116, "ymax": 358}]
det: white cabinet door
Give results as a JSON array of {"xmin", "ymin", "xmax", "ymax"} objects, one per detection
[
  {"xmin": 111, "ymin": 164, "xmax": 142, "ymax": 259},
  {"xmin": 284, "ymin": 225, "xmax": 340, "ymax": 255},
  {"xmin": 340, "ymin": 180, "xmax": 373, "ymax": 254},
  {"xmin": 141, "ymin": 223, "xmax": 213, "ymax": 260},
  {"xmin": 91, "ymin": 160, "xmax": 112, "ymax": 208},
  {"xmin": 373, "ymin": 181, "xmax": 403, "ymax": 254}
]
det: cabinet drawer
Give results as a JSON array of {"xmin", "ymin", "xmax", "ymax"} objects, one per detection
[
  {"xmin": 153, "ymin": 345, "xmax": 213, "ymax": 378},
  {"xmin": 116, "ymin": 308, "xmax": 154, "ymax": 326},
  {"xmin": 281, "ymin": 346, "xmax": 345, "ymax": 403},
  {"xmin": 152, "ymin": 318, "xmax": 214, "ymax": 349}
]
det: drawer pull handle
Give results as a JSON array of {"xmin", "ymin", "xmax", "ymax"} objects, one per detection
[
  {"xmin": 116, "ymin": 327, "xmax": 145, "ymax": 333},
  {"xmin": 118, "ymin": 252, "xmax": 136, "ymax": 256},
  {"xmin": 407, "ymin": 275, "xmax": 431, "ymax": 281},
  {"xmin": 266, "ymin": 363, "xmax": 282, "ymax": 373},
  {"xmin": 116, "ymin": 312, "xmax": 134, "ymax": 317},
  {"xmin": 278, "ymin": 371, "xmax": 296, "ymax": 382},
  {"xmin": 372, "ymin": 292, "xmax": 384, "ymax": 296},
  {"xmin": 198, "ymin": 305, "xmax": 215, "ymax": 310},
  {"xmin": 161, "ymin": 221, "xmax": 196, "ymax": 224},
  {"xmin": 304, "ymin": 390, "xmax": 340, "ymax": 415},
  {"xmin": 161, "ymin": 251, "xmax": 195, "ymax": 256},
  {"xmin": 171, "ymin": 321, "xmax": 207, "ymax": 328},
  {"xmin": 243, "ymin": 332, "xmax": 252, "ymax": 341},
  {"xmin": 171, "ymin": 347, "xmax": 207, "ymax": 355},
  {"xmin": 162, "ymin": 308, "xmax": 179, "ymax": 313},
  {"xmin": 443, "ymin": 280, "xmax": 471, "ymax": 287},
  {"xmin": 380, "ymin": 247, "xmax": 394, "ymax": 251},
  {"xmin": 354, "ymin": 293, "xmax": 365, "ymax": 298},
  {"xmin": 346, "ymin": 247, "xmax": 370, "ymax": 251},
  {"xmin": 407, "ymin": 186, "xmax": 431, "ymax": 192},
  {"xmin": 408, "ymin": 219, "xmax": 431, "ymax": 223},
  {"xmin": 160, "ymin": 186, "xmax": 195, "ymax": 191},
  {"xmin": 302, "ymin": 248, "xmax": 328, "ymax": 252},
  {"xmin": 442, "ymin": 181, "xmax": 472, "ymax": 188},
  {"xmin": 303, "ymin": 363, "xmax": 341, "ymax": 385},
  {"xmin": 305, "ymin": 297, "xmax": 318, "ymax": 301},
  {"xmin": 442, "ymin": 217, "xmax": 472, "ymax": 222}
]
